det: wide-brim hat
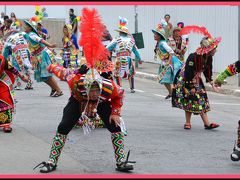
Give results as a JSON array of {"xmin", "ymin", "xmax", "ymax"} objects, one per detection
[
  {"xmin": 151, "ymin": 28, "xmax": 166, "ymax": 40},
  {"xmin": 196, "ymin": 37, "xmax": 221, "ymax": 55},
  {"xmin": 115, "ymin": 27, "xmax": 130, "ymax": 34},
  {"xmin": 23, "ymin": 20, "xmax": 39, "ymax": 35}
]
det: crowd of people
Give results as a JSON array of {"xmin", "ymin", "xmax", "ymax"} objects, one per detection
[{"xmin": 0, "ymin": 7, "xmax": 240, "ymax": 174}]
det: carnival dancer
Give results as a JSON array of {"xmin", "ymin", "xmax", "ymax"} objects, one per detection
[
  {"xmin": 106, "ymin": 17, "xmax": 141, "ymax": 93},
  {"xmin": 172, "ymin": 25, "xmax": 221, "ymax": 130},
  {"xmin": 33, "ymin": 8, "xmax": 135, "ymax": 173},
  {"xmin": 3, "ymin": 21, "xmax": 33, "ymax": 90},
  {"xmin": 100, "ymin": 24, "xmax": 113, "ymax": 80},
  {"xmin": 0, "ymin": 54, "xmax": 28, "ymax": 132},
  {"xmin": 167, "ymin": 26, "xmax": 188, "ymax": 62},
  {"xmin": 23, "ymin": 15, "xmax": 63, "ymax": 97},
  {"xmin": 60, "ymin": 24, "xmax": 79, "ymax": 70},
  {"xmin": 152, "ymin": 20, "xmax": 183, "ymax": 99},
  {"xmin": 214, "ymin": 60, "xmax": 240, "ymax": 161}
]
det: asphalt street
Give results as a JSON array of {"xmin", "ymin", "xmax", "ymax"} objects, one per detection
[{"xmin": 1, "ymin": 77, "xmax": 240, "ymax": 174}]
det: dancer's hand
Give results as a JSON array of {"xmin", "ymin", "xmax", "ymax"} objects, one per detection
[
  {"xmin": 109, "ymin": 114, "xmax": 121, "ymax": 127},
  {"xmin": 49, "ymin": 43, "xmax": 57, "ymax": 48},
  {"xmin": 211, "ymin": 82, "xmax": 220, "ymax": 92}
]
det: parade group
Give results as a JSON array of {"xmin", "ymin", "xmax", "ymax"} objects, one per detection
[{"xmin": 1, "ymin": 6, "xmax": 240, "ymax": 173}]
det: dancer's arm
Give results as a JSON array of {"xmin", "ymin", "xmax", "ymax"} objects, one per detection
[{"xmin": 214, "ymin": 60, "xmax": 240, "ymax": 86}]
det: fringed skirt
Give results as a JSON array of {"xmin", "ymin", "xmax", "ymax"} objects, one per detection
[{"xmin": 172, "ymin": 67, "xmax": 211, "ymax": 115}]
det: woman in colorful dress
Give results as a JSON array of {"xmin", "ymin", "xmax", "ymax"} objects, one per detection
[
  {"xmin": 152, "ymin": 21, "xmax": 183, "ymax": 99},
  {"xmin": 172, "ymin": 25, "xmax": 221, "ymax": 130},
  {"xmin": 23, "ymin": 18, "xmax": 63, "ymax": 97},
  {"xmin": 0, "ymin": 54, "xmax": 28, "ymax": 132},
  {"xmin": 3, "ymin": 21, "xmax": 33, "ymax": 90}
]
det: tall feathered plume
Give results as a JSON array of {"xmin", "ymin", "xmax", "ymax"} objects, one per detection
[
  {"xmin": 119, "ymin": 16, "xmax": 128, "ymax": 28},
  {"xmin": 179, "ymin": 25, "xmax": 212, "ymax": 38},
  {"xmin": 79, "ymin": 8, "xmax": 108, "ymax": 69}
]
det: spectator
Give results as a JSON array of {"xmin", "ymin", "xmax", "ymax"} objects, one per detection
[
  {"xmin": 69, "ymin": 8, "xmax": 77, "ymax": 36},
  {"xmin": 0, "ymin": 12, "xmax": 4, "ymax": 24},
  {"xmin": 177, "ymin": 21, "xmax": 189, "ymax": 46},
  {"xmin": 0, "ymin": 15, "xmax": 9, "ymax": 34},
  {"xmin": 3, "ymin": 18, "xmax": 13, "ymax": 40},
  {"xmin": 164, "ymin": 14, "xmax": 173, "ymax": 39},
  {"xmin": 102, "ymin": 24, "xmax": 112, "ymax": 46},
  {"xmin": 10, "ymin": 12, "xmax": 17, "ymax": 22},
  {"xmin": 37, "ymin": 22, "xmax": 49, "ymax": 40}
]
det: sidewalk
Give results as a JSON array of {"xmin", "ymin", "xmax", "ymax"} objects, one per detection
[{"xmin": 134, "ymin": 61, "xmax": 240, "ymax": 97}]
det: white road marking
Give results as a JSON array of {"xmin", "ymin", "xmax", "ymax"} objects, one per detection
[
  {"xmin": 154, "ymin": 94, "xmax": 166, "ymax": 98},
  {"xmin": 134, "ymin": 89, "xmax": 145, "ymax": 93},
  {"xmin": 211, "ymin": 102, "xmax": 240, "ymax": 106}
]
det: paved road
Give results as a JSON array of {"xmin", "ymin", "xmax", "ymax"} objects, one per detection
[{"xmin": 1, "ymin": 77, "xmax": 240, "ymax": 174}]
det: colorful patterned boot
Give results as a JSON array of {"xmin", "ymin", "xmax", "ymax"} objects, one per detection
[
  {"xmin": 15, "ymin": 77, "xmax": 22, "ymax": 90},
  {"xmin": 25, "ymin": 78, "xmax": 33, "ymax": 90},
  {"xmin": 231, "ymin": 120, "xmax": 240, "ymax": 161},
  {"xmin": 33, "ymin": 132, "xmax": 67, "ymax": 173},
  {"xmin": 111, "ymin": 132, "xmax": 136, "ymax": 172}
]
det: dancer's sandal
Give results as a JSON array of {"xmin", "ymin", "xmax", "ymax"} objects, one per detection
[
  {"xmin": 51, "ymin": 92, "xmax": 63, "ymax": 97},
  {"xmin": 204, "ymin": 123, "xmax": 219, "ymax": 130},
  {"xmin": 33, "ymin": 161, "xmax": 57, "ymax": 173},
  {"xmin": 231, "ymin": 141, "xmax": 240, "ymax": 161},
  {"xmin": 25, "ymin": 86, "xmax": 33, "ymax": 90},
  {"xmin": 50, "ymin": 89, "xmax": 57, "ymax": 96},
  {"xmin": 165, "ymin": 94, "xmax": 172, "ymax": 100},
  {"xmin": 116, "ymin": 150, "xmax": 136, "ymax": 172},
  {"xmin": 3, "ymin": 126, "xmax": 12, "ymax": 133},
  {"xmin": 184, "ymin": 124, "xmax": 191, "ymax": 130}
]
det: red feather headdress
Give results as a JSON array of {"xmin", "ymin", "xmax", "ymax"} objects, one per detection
[
  {"xmin": 179, "ymin": 25, "xmax": 212, "ymax": 38},
  {"xmin": 180, "ymin": 25, "xmax": 221, "ymax": 55},
  {"xmin": 79, "ymin": 8, "xmax": 112, "ymax": 72}
]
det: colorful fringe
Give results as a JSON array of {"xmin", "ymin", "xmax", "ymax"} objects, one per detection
[
  {"xmin": 237, "ymin": 120, "xmax": 240, "ymax": 148},
  {"xmin": 48, "ymin": 132, "xmax": 67, "ymax": 165},
  {"xmin": 215, "ymin": 62, "xmax": 240, "ymax": 85},
  {"xmin": 0, "ymin": 108, "xmax": 13, "ymax": 127},
  {"xmin": 111, "ymin": 132, "xmax": 125, "ymax": 162}
]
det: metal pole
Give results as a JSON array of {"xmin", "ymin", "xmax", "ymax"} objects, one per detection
[
  {"xmin": 238, "ymin": 6, "xmax": 240, "ymax": 87},
  {"xmin": 134, "ymin": 5, "xmax": 138, "ymax": 68},
  {"xmin": 4, "ymin": 5, "xmax": 6, "ymax": 15}
]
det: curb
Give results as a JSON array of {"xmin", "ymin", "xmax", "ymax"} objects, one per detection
[{"xmin": 135, "ymin": 71, "xmax": 240, "ymax": 97}]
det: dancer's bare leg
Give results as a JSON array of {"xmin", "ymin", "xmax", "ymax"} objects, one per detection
[{"xmin": 45, "ymin": 77, "xmax": 62, "ymax": 94}]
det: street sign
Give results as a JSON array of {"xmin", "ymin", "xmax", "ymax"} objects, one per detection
[{"xmin": 132, "ymin": 32, "xmax": 144, "ymax": 49}]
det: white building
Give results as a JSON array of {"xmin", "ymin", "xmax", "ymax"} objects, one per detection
[{"xmin": 0, "ymin": 5, "xmax": 238, "ymax": 72}]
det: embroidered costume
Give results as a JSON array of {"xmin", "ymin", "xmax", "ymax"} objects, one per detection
[
  {"xmin": 167, "ymin": 27, "xmax": 188, "ymax": 62},
  {"xmin": 24, "ymin": 20, "xmax": 55, "ymax": 82},
  {"xmin": 152, "ymin": 21, "xmax": 183, "ymax": 99},
  {"xmin": 0, "ymin": 55, "xmax": 27, "ymax": 132},
  {"xmin": 107, "ymin": 17, "xmax": 141, "ymax": 93},
  {"xmin": 3, "ymin": 22, "xmax": 33, "ymax": 90},
  {"xmin": 34, "ymin": 8, "xmax": 135, "ymax": 173},
  {"xmin": 23, "ymin": 12, "xmax": 63, "ymax": 97},
  {"xmin": 172, "ymin": 25, "xmax": 221, "ymax": 130}
]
